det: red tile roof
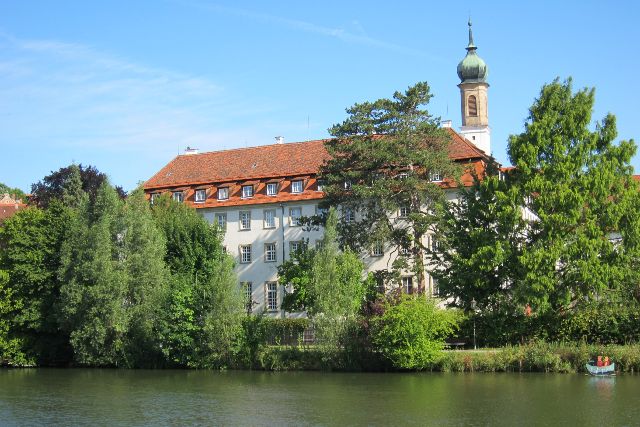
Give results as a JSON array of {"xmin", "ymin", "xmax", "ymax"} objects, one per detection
[{"xmin": 144, "ymin": 130, "xmax": 488, "ymax": 191}]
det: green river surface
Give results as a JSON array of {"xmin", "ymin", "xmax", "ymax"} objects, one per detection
[{"xmin": 1, "ymin": 369, "xmax": 639, "ymax": 426}]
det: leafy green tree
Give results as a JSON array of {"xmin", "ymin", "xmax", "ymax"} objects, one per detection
[
  {"xmin": 152, "ymin": 195, "xmax": 242, "ymax": 368},
  {"xmin": 321, "ymin": 82, "xmax": 459, "ymax": 292},
  {"xmin": 508, "ymin": 78, "xmax": 640, "ymax": 312},
  {"xmin": 371, "ymin": 295, "xmax": 461, "ymax": 369},
  {"xmin": 0, "ymin": 203, "xmax": 72, "ymax": 365},
  {"xmin": 279, "ymin": 245, "xmax": 316, "ymax": 312},
  {"xmin": 432, "ymin": 164, "xmax": 527, "ymax": 313}
]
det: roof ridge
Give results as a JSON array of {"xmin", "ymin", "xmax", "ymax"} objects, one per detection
[{"xmin": 181, "ymin": 138, "xmax": 329, "ymax": 157}]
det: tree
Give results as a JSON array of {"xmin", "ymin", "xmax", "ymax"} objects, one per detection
[
  {"xmin": 152, "ymin": 195, "xmax": 243, "ymax": 368},
  {"xmin": 507, "ymin": 78, "xmax": 640, "ymax": 312},
  {"xmin": 30, "ymin": 164, "xmax": 126, "ymax": 208},
  {"xmin": 0, "ymin": 183, "xmax": 27, "ymax": 202},
  {"xmin": 120, "ymin": 188, "xmax": 170, "ymax": 367},
  {"xmin": 57, "ymin": 182, "xmax": 128, "ymax": 366},
  {"xmin": 432, "ymin": 164, "xmax": 527, "ymax": 313},
  {"xmin": 0, "ymin": 203, "xmax": 72, "ymax": 365},
  {"xmin": 279, "ymin": 245, "xmax": 316, "ymax": 312},
  {"xmin": 371, "ymin": 295, "xmax": 461, "ymax": 369},
  {"xmin": 321, "ymin": 82, "xmax": 460, "ymax": 292}
]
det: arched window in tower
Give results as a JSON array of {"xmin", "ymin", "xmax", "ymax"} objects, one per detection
[{"xmin": 468, "ymin": 95, "xmax": 478, "ymax": 116}]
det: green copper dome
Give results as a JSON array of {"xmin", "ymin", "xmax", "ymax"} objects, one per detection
[{"xmin": 457, "ymin": 19, "xmax": 488, "ymax": 83}]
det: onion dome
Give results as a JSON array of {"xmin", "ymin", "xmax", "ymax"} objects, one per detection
[{"xmin": 457, "ymin": 19, "xmax": 488, "ymax": 83}]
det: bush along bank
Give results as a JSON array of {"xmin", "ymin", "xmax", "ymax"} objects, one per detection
[{"xmin": 428, "ymin": 341, "xmax": 640, "ymax": 374}]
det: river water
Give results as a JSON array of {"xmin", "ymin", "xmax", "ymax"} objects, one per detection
[{"xmin": 1, "ymin": 369, "xmax": 638, "ymax": 426}]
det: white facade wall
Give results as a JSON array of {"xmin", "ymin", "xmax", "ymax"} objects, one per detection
[
  {"xmin": 199, "ymin": 189, "xmax": 462, "ymax": 315},
  {"xmin": 201, "ymin": 200, "xmax": 323, "ymax": 317}
]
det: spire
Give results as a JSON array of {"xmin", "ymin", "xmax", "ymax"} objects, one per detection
[{"xmin": 467, "ymin": 17, "xmax": 476, "ymax": 51}]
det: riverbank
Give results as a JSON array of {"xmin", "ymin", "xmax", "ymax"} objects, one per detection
[{"xmin": 247, "ymin": 342, "xmax": 640, "ymax": 373}]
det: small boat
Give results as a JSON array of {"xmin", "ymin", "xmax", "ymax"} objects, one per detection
[{"xmin": 586, "ymin": 361, "xmax": 615, "ymax": 376}]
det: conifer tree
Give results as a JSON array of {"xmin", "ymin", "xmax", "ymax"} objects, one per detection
[{"xmin": 321, "ymin": 82, "xmax": 459, "ymax": 292}]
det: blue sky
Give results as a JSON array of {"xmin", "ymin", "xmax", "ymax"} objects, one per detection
[{"xmin": 1, "ymin": 1, "xmax": 638, "ymax": 192}]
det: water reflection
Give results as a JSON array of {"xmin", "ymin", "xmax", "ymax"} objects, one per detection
[{"xmin": 1, "ymin": 370, "xmax": 639, "ymax": 426}]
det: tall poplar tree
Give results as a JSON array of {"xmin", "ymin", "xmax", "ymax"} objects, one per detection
[
  {"xmin": 321, "ymin": 82, "xmax": 459, "ymax": 292},
  {"xmin": 57, "ymin": 182, "xmax": 128, "ymax": 366}
]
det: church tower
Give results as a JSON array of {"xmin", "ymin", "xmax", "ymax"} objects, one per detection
[{"xmin": 457, "ymin": 19, "xmax": 490, "ymax": 155}]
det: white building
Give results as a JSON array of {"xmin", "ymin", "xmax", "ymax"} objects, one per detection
[{"xmin": 144, "ymin": 22, "xmax": 493, "ymax": 315}]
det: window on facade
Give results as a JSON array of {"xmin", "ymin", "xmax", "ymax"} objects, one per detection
[
  {"xmin": 399, "ymin": 206, "xmax": 410, "ymax": 218},
  {"xmin": 429, "ymin": 171, "xmax": 443, "ymax": 182},
  {"xmin": 217, "ymin": 187, "xmax": 229, "ymax": 200},
  {"xmin": 291, "ymin": 180, "xmax": 303, "ymax": 194},
  {"xmin": 371, "ymin": 241, "xmax": 384, "ymax": 257},
  {"xmin": 316, "ymin": 179, "xmax": 325, "ymax": 192},
  {"xmin": 430, "ymin": 235, "xmax": 439, "ymax": 252},
  {"xmin": 215, "ymin": 213, "xmax": 227, "ymax": 230},
  {"xmin": 289, "ymin": 207, "xmax": 302, "ymax": 226},
  {"xmin": 289, "ymin": 241, "xmax": 304, "ymax": 257},
  {"xmin": 400, "ymin": 245, "xmax": 411, "ymax": 256},
  {"xmin": 402, "ymin": 276, "xmax": 414, "ymax": 294},
  {"xmin": 264, "ymin": 243, "xmax": 277, "ymax": 262},
  {"xmin": 150, "ymin": 193, "xmax": 160, "ymax": 204},
  {"xmin": 239, "ymin": 211, "xmax": 251, "ymax": 230},
  {"xmin": 344, "ymin": 181, "xmax": 352, "ymax": 190},
  {"xmin": 343, "ymin": 207, "xmax": 355, "ymax": 223},
  {"xmin": 172, "ymin": 191, "xmax": 184, "ymax": 202},
  {"xmin": 242, "ymin": 282, "xmax": 253, "ymax": 313},
  {"xmin": 316, "ymin": 206, "xmax": 328, "ymax": 217},
  {"xmin": 242, "ymin": 185, "xmax": 254, "ymax": 199},
  {"xmin": 264, "ymin": 209, "xmax": 276, "ymax": 228},
  {"xmin": 397, "ymin": 172, "xmax": 408, "ymax": 180},
  {"xmin": 240, "ymin": 245, "xmax": 252, "ymax": 263},
  {"xmin": 468, "ymin": 95, "xmax": 478, "ymax": 117},
  {"xmin": 266, "ymin": 183, "xmax": 278, "ymax": 196},
  {"xmin": 266, "ymin": 282, "xmax": 278, "ymax": 311}
]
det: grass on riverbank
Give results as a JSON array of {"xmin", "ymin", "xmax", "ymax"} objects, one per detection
[
  {"xmin": 246, "ymin": 341, "xmax": 640, "ymax": 373},
  {"xmin": 432, "ymin": 342, "xmax": 640, "ymax": 373}
]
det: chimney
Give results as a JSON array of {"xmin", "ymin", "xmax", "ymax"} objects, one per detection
[
  {"xmin": 441, "ymin": 120, "xmax": 452, "ymax": 128},
  {"xmin": 275, "ymin": 136, "xmax": 284, "ymax": 144},
  {"xmin": 184, "ymin": 146, "xmax": 199, "ymax": 155}
]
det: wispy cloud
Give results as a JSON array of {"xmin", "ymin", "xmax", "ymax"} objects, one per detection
[
  {"xmin": 0, "ymin": 31, "xmax": 274, "ymax": 159},
  {"xmin": 181, "ymin": 1, "xmax": 438, "ymax": 59}
]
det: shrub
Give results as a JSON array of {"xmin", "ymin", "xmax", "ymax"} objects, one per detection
[{"xmin": 371, "ymin": 295, "xmax": 461, "ymax": 369}]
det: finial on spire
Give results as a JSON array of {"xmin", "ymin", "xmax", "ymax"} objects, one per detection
[{"xmin": 467, "ymin": 17, "xmax": 475, "ymax": 50}]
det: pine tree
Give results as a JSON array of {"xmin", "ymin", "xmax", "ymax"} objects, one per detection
[{"xmin": 321, "ymin": 82, "xmax": 459, "ymax": 292}]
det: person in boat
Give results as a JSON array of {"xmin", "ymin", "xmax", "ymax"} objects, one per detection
[
  {"xmin": 604, "ymin": 356, "xmax": 610, "ymax": 366},
  {"xmin": 596, "ymin": 356, "xmax": 603, "ymax": 367}
]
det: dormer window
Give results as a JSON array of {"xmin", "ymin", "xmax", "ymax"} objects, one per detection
[
  {"xmin": 266, "ymin": 183, "xmax": 278, "ymax": 196},
  {"xmin": 172, "ymin": 191, "xmax": 184, "ymax": 203},
  {"xmin": 217, "ymin": 187, "xmax": 229, "ymax": 200},
  {"xmin": 291, "ymin": 180, "xmax": 303, "ymax": 194},
  {"xmin": 195, "ymin": 189, "xmax": 206, "ymax": 203},
  {"xmin": 242, "ymin": 185, "xmax": 254, "ymax": 199}
]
